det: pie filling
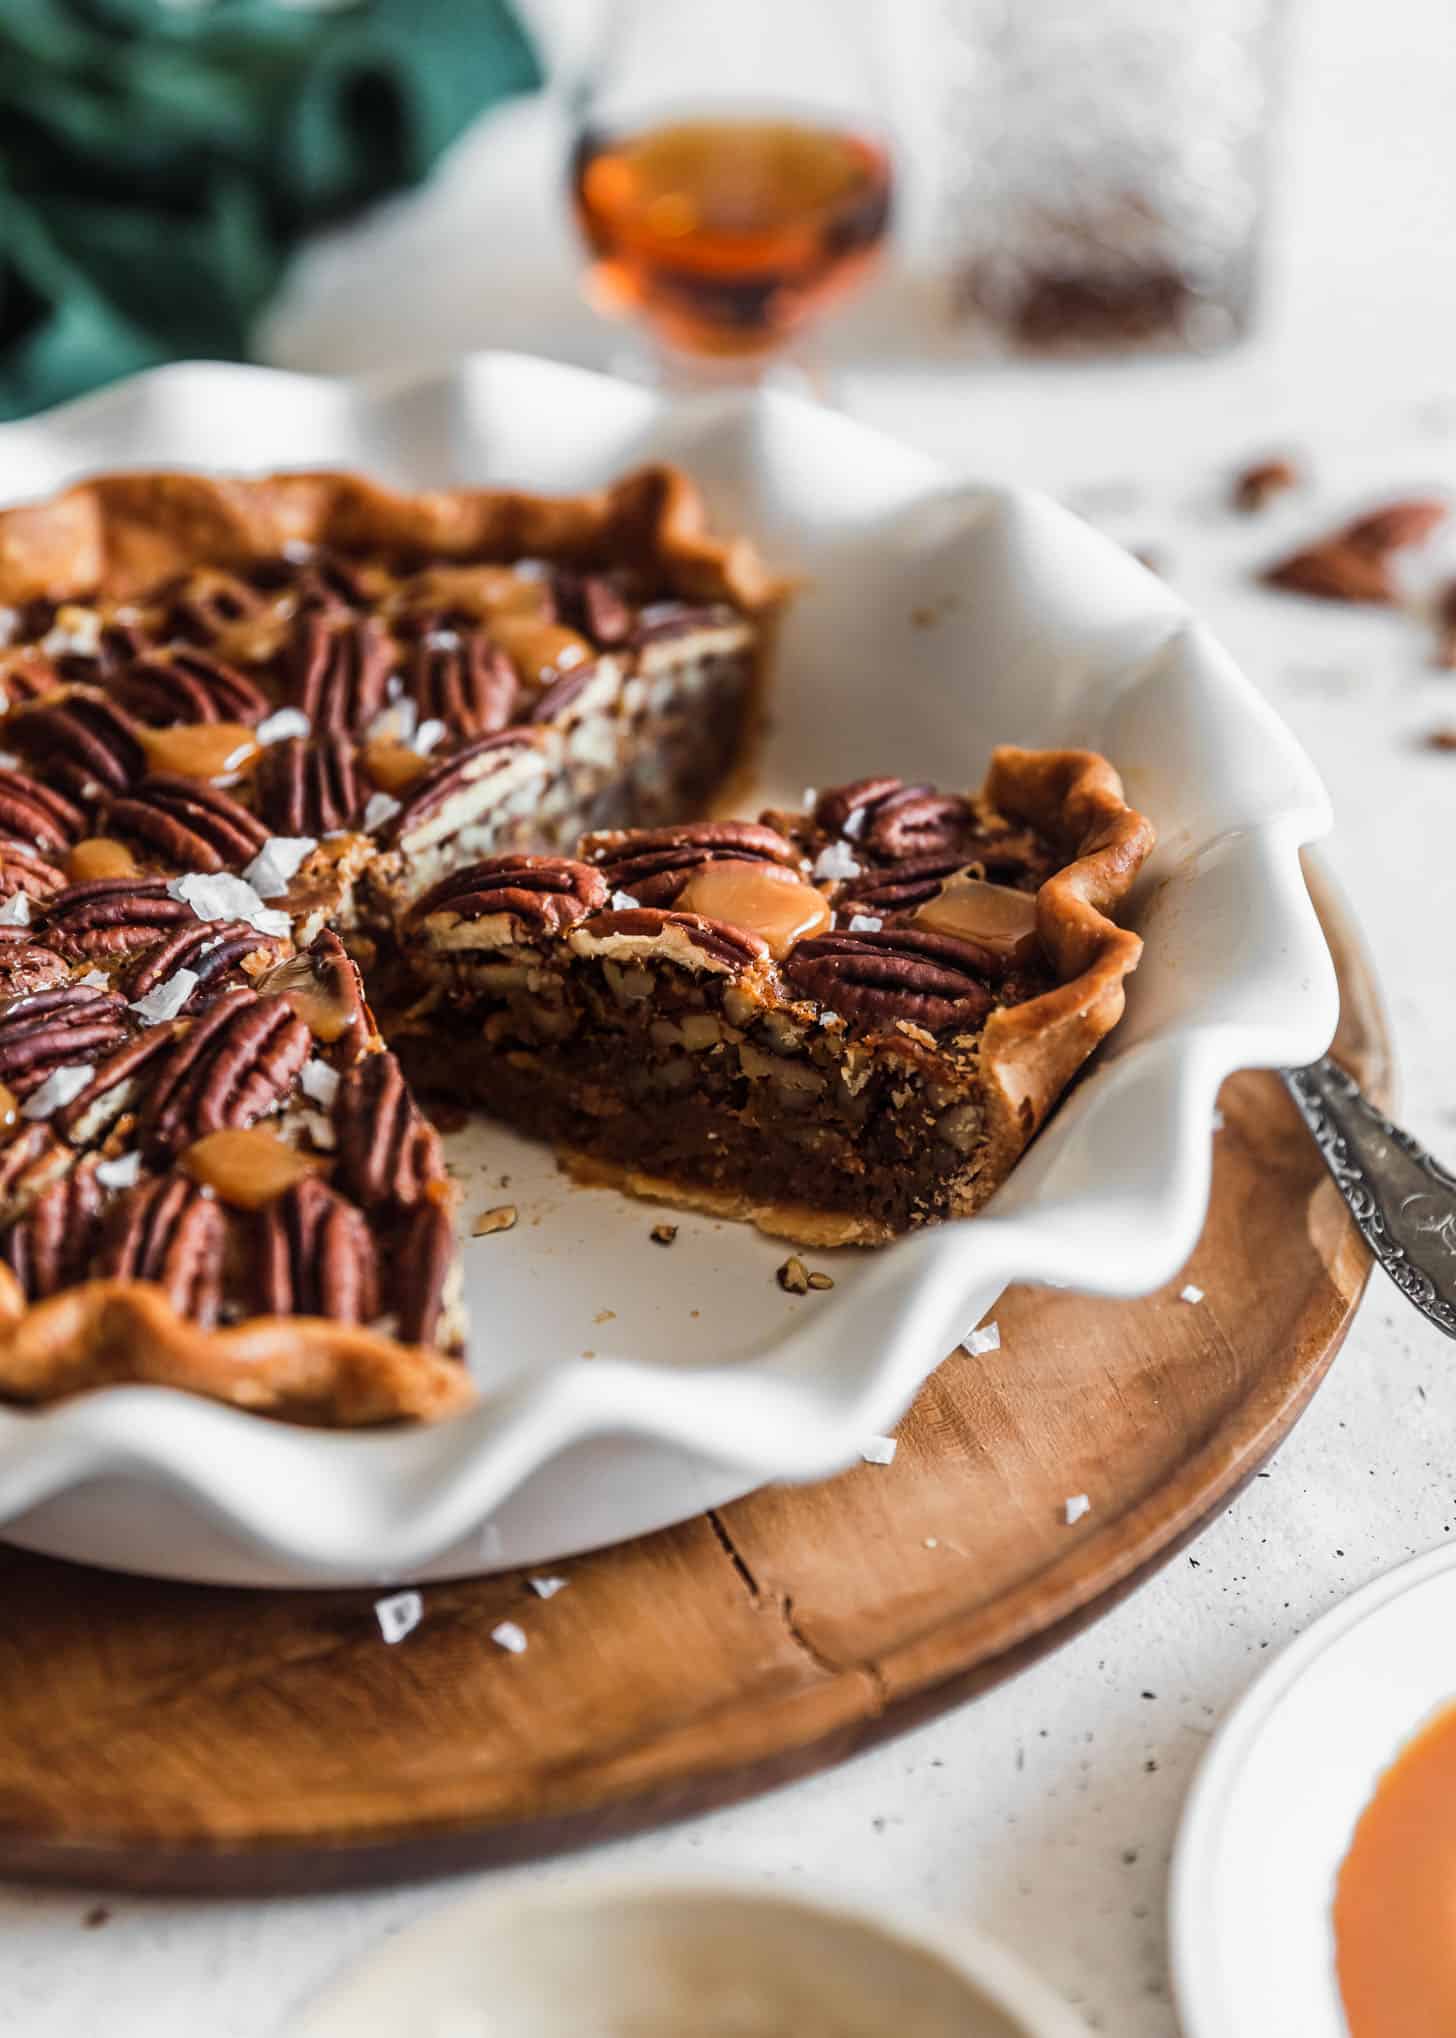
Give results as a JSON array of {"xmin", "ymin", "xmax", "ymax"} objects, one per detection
[{"xmin": 0, "ymin": 466, "xmax": 1153, "ymax": 1424}]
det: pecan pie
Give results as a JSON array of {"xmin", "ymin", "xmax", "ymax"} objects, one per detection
[
  {"xmin": 0, "ymin": 461, "xmax": 1152, "ymax": 1423},
  {"xmin": 0, "ymin": 464, "xmax": 778, "ymax": 1424},
  {"xmin": 396, "ymin": 750, "xmax": 1154, "ymax": 1244}
]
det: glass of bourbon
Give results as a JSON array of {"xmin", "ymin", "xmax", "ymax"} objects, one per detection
[{"xmin": 568, "ymin": 0, "xmax": 893, "ymax": 381}]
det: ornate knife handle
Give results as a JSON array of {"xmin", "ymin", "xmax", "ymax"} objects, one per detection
[{"xmin": 1283, "ymin": 1057, "xmax": 1456, "ymax": 1337}]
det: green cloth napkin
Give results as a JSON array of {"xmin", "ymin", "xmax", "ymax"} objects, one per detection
[{"xmin": 0, "ymin": 0, "xmax": 542, "ymax": 420}]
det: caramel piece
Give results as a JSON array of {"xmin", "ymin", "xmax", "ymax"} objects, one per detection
[
  {"xmin": 68, "ymin": 837, "xmax": 137, "ymax": 882},
  {"xmin": 408, "ymin": 564, "xmax": 550, "ymax": 622},
  {"xmin": 914, "ymin": 871, "xmax": 1042, "ymax": 968},
  {"xmin": 256, "ymin": 952, "xmax": 356, "ymax": 1043},
  {"xmin": 677, "ymin": 860, "xmax": 831, "ymax": 959},
  {"xmin": 363, "ymin": 738, "xmax": 432, "ymax": 794},
  {"xmin": 488, "ymin": 614, "xmax": 594, "ymax": 688},
  {"xmin": 139, "ymin": 722, "xmax": 260, "ymax": 780},
  {"xmin": 0, "ymin": 1082, "xmax": 17, "ymax": 1131},
  {"xmin": 182, "ymin": 1127, "xmax": 324, "ymax": 1210}
]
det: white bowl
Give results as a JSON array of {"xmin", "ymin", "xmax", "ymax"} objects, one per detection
[
  {"xmin": 289, "ymin": 1872, "xmax": 1088, "ymax": 2038},
  {"xmin": 0, "ymin": 352, "xmax": 1337, "ymax": 1586},
  {"xmin": 1172, "ymin": 1543, "xmax": 1456, "ymax": 2038}
]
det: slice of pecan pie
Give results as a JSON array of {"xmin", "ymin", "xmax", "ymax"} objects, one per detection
[
  {"xmin": 395, "ymin": 750, "xmax": 1154, "ymax": 1244},
  {"xmin": 0, "ymin": 464, "xmax": 781, "ymax": 1422}
]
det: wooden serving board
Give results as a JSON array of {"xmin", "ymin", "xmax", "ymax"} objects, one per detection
[{"xmin": 0, "ymin": 865, "xmax": 1389, "ymax": 1895}]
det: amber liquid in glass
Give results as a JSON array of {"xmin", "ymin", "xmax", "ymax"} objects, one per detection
[{"xmin": 571, "ymin": 115, "xmax": 892, "ymax": 358}]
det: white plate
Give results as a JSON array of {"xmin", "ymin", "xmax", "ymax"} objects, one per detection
[
  {"xmin": 289, "ymin": 1871, "xmax": 1088, "ymax": 2038},
  {"xmin": 1171, "ymin": 1543, "xmax": 1456, "ymax": 2038},
  {"xmin": 0, "ymin": 352, "xmax": 1337, "ymax": 1586}
]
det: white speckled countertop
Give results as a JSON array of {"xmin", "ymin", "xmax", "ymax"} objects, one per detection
[{"xmin": 5, "ymin": 3, "xmax": 1456, "ymax": 2031}]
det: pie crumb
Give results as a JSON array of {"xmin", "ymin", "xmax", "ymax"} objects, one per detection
[{"xmin": 474, "ymin": 1204, "xmax": 518, "ymax": 1236}]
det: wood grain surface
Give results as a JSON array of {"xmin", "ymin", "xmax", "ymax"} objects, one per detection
[{"xmin": 0, "ymin": 863, "xmax": 1390, "ymax": 1894}]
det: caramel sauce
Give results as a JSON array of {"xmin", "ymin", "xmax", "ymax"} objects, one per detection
[
  {"xmin": 182, "ymin": 1127, "xmax": 324, "ymax": 1210},
  {"xmin": 139, "ymin": 721, "xmax": 259, "ymax": 780},
  {"xmin": 488, "ymin": 614, "xmax": 594, "ymax": 688},
  {"xmin": 1335, "ymin": 1699, "xmax": 1456, "ymax": 2036},
  {"xmin": 257, "ymin": 952, "xmax": 356, "ymax": 1043},
  {"xmin": 406, "ymin": 564, "xmax": 551, "ymax": 623},
  {"xmin": 68, "ymin": 836, "xmax": 137, "ymax": 882},
  {"xmin": 0, "ymin": 1082, "xmax": 18, "ymax": 1131},
  {"xmin": 677, "ymin": 860, "xmax": 831, "ymax": 959},
  {"xmin": 914, "ymin": 871, "xmax": 1043, "ymax": 969},
  {"xmin": 363, "ymin": 738, "xmax": 432, "ymax": 795}
]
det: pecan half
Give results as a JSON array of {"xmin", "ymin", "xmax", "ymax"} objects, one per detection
[
  {"xmin": 837, "ymin": 830, "xmax": 1053, "ymax": 914},
  {"xmin": 11, "ymin": 692, "xmax": 146, "ymax": 798},
  {"xmin": 527, "ymin": 665, "xmax": 600, "ymax": 724},
  {"xmin": 586, "ymin": 821, "xmax": 800, "ymax": 906},
  {"xmin": 255, "ymin": 732, "xmax": 362, "ymax": 836},
  {"xmin": 410, "ymin": 854, "xmax": 607, "ymax": 936},
  {"xmin": 0, "ymin": 840, "xmax": 70, "ymax": 904},
  {"xmin": 407, "ymin": 629, "xmax": 518, "ymax": 738},
  {"xmin": 578, "ymin": 907, "xmax": 768, "ymax": 969},
  {"xmin": 1263, "ymin": 544, "xmax": 1396, "ymax": 603},
  {"xmin": 1, "ymin": 1160, "xmax": 105, "ymax": 1299},
  {"xmin": 332, "ymin": 1050, "xmax": 446, "ymax": 1210},
  {"xmin": 0, "ymin": 984, "xmax": 131, "ymax": 1096},
  {"xmin": 105, "ymin": 774, "xmax": 269, "ymax": 873},
  {"xmin": 164, "ymin": 569, "xmax": 267, "ymax": 646},
  {"xmin": 1344, "ymin": 500, "xmax": 1448, "ymax": 554},
  {"xmin": 0, "ymin": 769, "xmax": 86, "ymax": 851},
  {"xmin": 256, "ymin": 929, "xmax": 370, "ymax": 1064},
  {"xmin": 142, "ymin": 989, "xmax": 312, "ymax": 1158},
  {"xmin": 282, "ymin": 612, "xmax": 395, "ymax": 736},
  {"xmin": 251, "ymin": 549, "xmax": 374, "ymax": 614},
  {"xmin": 814, "ymin": 780, "xmax": 979, "ymax": 862},
  {"xmin": 0, "ymin": 1123, "xmax": 72, "ymax": 1216},
  {"xmin": 388, "ymin": 730, "xmax": 548, "ymax": 853},
  {"xmin": 783, "ymin": 928, "xmax": 998, "ymax": 1032},
  {"xmin": 113, "ymin": 645, "xmax": 270, "ymax": 727},
  {"xmin": 39, "ymin": 877, "xmax": 199, "ymax": 959},
  {"xmin": 552, "ymin": 568, "xmax": 633, "ymax": 647},
  {"xmin": 97, "ymin": 1172, "xmax": 226, "ymax": 1328},
  {"xmin": 0, "ymin": 936, "xmax": 71, "ymax": 1000},
  {"xmin": 54, "ymin": 1027, "xmax": 182, "ymax": 1147},
  {"xmin": 124, "ymin": 918, "xmax": 283, "ymax": 1007},
  {"xmin": 394, "ymin": 1201, "xmax": 455, "ymax": 1347},
  {"xmin": 254, "ymin": 1177, "xmax": 380, "ymax": 1323}
]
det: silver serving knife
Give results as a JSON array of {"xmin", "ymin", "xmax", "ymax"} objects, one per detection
[{"xmin": 1283, "ymin": 1058, "xmax": 1456, "ymax": 1337}]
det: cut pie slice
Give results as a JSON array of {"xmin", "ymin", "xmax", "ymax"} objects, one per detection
[{"xmin": 396, "ymin": 749, "xmax": 1155, "ymax": 1245}]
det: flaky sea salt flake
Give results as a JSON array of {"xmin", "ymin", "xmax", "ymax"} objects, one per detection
[
  {"xmin": 96, "ymin": 1150, "xmax": 143, "ymax": 1191},
  {"xmin": 610, "ymin": 890, "xmax": 641, "ymax": 911},
  {"xmin": 78, "ymin": 970, "xmax": 111, "ymax": 989},
  {"xmin": 129, "ymin": 968, "xmax": 199, "ymax": 1024},
  {"xmin": 375, "ymin": 1590, "xmax": 424, "ymax": 1646},
  {"xmin": 491, "ymin": 1620, "xmax": 528, "ymax": 1655},
  {"xmin": 256, "ymin": 707, "xmax": 311, "ymax": 746},
  {"xmin": 1180, "ymin": 1284, "xmax": 1205, "ymax": 1305},
  {"xmin": 1064, "ymin": 1494, "xmax": 1091, "ymax": 1526},
  {"xmin": 861, "ymin": 1435, "xmax": 897, "ymax": 1466},
  {"xmin": 962, "ymin": 1320, "xmax": 1001, "ymax": 1357},
  {"xmin": 812, "ymin": 841, "xmax": 861, "ymax": 882},
  {"xmin": 0, "ymin": 892, "xmax": 31, "ymax": 927},
  {"xmin": 413, "ymin": 718, "xmax": 448, "ymax": 756},
  {"xmin": 847, "ymin": 913, "xmax": 882, "ymax": 933},
  {"xmin": 300, "ymin": 1057, "xmax": 340, "ymax": 1109},
  {"xmin": 22, "ymin": 1064, "xmax": 94, "ymax": 1120},
  {"xmin": 243, "ymin": 835, "xmax": 317, "ymax": 899},
  {"xmin": 363, "ymin": 791, "xmax": 401, "ymax": 834},
  {"xmin": 528, "ymin": 1576, "xmax": 567, "ymax": 1600}
]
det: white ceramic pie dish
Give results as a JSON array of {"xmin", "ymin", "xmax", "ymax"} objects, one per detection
[
  {"xmin": 0, "ymin": 352, "xmax": 1337, "ymax": 1586},
  {"xmin": 290, "ymin": 1871, "xmax": 1087, "ymax": 2038}
]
